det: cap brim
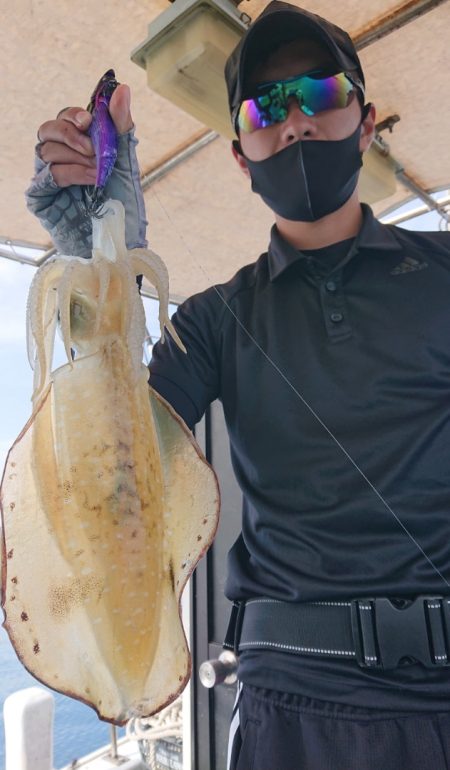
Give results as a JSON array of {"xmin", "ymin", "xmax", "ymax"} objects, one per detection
[
  {"xmin": 237, "ymin": 12, "xmax": 359, "ymax": 101},
  {"xmin": 224, "ymin": 1, "xmax": 365, "ymax": 122}
]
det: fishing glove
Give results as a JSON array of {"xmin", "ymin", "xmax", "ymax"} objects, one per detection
[{"xmin": 25, "ymin": 128, "xmax": 148, "ymax": 258}]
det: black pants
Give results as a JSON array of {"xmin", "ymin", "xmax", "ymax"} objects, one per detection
[{"xmin": 228, "ymin": 683, "xmax": 450, "ymax": 770}]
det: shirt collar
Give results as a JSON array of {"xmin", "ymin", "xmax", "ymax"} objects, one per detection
[{"xmin": 267, "ymin": 204, "xmax": 403, "ymax": 282}]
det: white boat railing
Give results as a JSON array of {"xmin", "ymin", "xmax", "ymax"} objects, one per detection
[{"xmin": 3, "ymin": 687, "xmax": 184, "ymax": 770}]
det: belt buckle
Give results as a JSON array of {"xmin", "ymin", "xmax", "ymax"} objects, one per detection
[{"xmin": 351, "ymin": 595, "xmax": 450, "ymax": 670}]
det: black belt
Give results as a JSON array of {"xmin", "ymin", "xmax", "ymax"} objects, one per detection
[{"xmin": 223, "ymin": 596, "xmax": 450, "ymax": 670}]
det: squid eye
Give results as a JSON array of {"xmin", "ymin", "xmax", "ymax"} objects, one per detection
[{"xmin": 70, "ymin": 293, "xmax": 96, "ymax": 339}]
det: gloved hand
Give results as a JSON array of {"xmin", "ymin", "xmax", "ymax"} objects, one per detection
[
  {"xmin": 35, "ymin": 84, "xmax": 133, "ymax": 187},
  {"xmin": 26, "ymin": 83, "xmax": 147, "ymax": 258}
]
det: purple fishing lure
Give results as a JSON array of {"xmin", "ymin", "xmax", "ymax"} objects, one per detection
[{"xmin": 86, "ymin": 69, "xmax": 119, "ymax": 216}]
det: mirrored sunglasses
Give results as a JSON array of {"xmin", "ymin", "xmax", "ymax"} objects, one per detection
[{"xmin": 235, "ymin": 71, "xmax": 364, "ymax": 134}]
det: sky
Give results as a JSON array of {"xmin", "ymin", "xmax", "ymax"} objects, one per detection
[{"xmin": 0, "ymin": 259, "xmax": 36, "ymax": 470}]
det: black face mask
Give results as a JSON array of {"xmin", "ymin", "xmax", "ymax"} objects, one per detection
[{"xmin": 241, "ymin": 123, "xmax": 363, "ymax": 222}]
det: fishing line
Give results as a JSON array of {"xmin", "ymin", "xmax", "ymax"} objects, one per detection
[{"xmin": 150, "ymin": 187, "xmax": 450, "ymax": 591}]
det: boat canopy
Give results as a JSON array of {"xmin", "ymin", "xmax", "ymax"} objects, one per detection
[{"xmin": 3, "ymin": 0, "xmax": 449, "ymax": 299}]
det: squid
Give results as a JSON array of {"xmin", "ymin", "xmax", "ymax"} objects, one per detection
[{"xmin": 0, "ymin": 199, "xmax": 220, "ymax": 724}]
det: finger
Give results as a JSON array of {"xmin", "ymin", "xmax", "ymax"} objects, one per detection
[
  {"xmin": 38, "ymin": 141, "xmax": 97, "ymax": 168},
  {"xmin": 54, "ymin": 106, "xmax": 93, "ymax": 131},
  {"xmin": 38, "ymin": 114, "xmax": 94, "ymax": 156},
  {"xmin": 51, "ymin": 163, "xmax": 98, "ymax": 188},
  {"xmin": 109, "ymin": 84, "xmax": 134, "ymax": 134}
]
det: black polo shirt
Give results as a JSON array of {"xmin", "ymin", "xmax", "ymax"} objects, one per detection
[{"xmin": 150, "ymin": 204, "xmax": 450, "ymax": 708}]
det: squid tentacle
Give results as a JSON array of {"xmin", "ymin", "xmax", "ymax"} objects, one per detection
[
  {"xmin": 128, "ymin": 248, "xmax": 171, "ymax": 306},
  {"xmin": 31, "ymin": 284, "xmax": 59, "ymax": 403},
  {"xmin": 117, "ymin": 260, "xmax": 136, "ymax": 351},
  {"xmin": 129, "ymin": 250, "xmax": 186, "ymax": 354},
  {"xmin": 57, "ymin": 259, "xmax": 88, "ymax": 365},
  {"xmin": 26, "ymin": 258, "xmax": 65, "ymax": 368},
  {"xmin": 26, "ymin": 258, "xmax": 67, "ymax": 393},
  {"xmin": 93, "ymin": 258, "xmax": 111, "ymax": 337},
  {"xmin": 124, "ymin": 266, "xmax": 147, "ymax": 378},
  {"xmin": 26, "ymin": 313, "xmax": 37, "ymax": 374}
]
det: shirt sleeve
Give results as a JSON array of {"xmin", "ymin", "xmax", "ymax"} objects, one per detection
[
  {"xmin": 149, "ymin": 289, "xmax": 222, "ymax": 429},
  {"xmin": 25, "ymin": 127, "xmax": 148, "ymax": 258}
]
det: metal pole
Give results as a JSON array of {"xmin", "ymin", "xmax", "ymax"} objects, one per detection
[
  {"xmin": 373, "ymin": 136, "xmax": 450, "ymax": 224},
  {"xmin": 394, "ymin": 172, "xmax": 450, "ymax": 223},
  {"xmin": 381, "ymin": 194, "xmax": 450, "ymax": 225},
  {"xmin": 354, "ymin": 0, "xmax": 449, "ymax": 50},
  {"xmin": 109, "ymin": 725, "xmax": 119, "ymax": 759},
  {"xmin": 140, "ymin": 131, "xmax": 219, "ymax": 192}
]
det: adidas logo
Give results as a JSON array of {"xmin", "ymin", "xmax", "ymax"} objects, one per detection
[{"xmin": 391, "ymin": 256, "xmax": 428, "ymax": 275}]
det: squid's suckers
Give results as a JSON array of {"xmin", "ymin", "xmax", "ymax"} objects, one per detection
[{"xmin": 86, "ymin": 69, "xmax": 119, "ymax": 217}]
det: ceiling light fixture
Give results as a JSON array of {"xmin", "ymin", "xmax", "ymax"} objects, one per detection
[
  {"xmin": 131, "ymin": 0, "xmax": 397, "ymax": 204},
  {"xmin": 131, "ymin": 0, "xmax": 248, "ymax": 138}
]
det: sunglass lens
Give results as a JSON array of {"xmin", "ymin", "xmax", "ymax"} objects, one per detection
[
  {"xmin": 237, "ymin": 100, "xmax": 262, "ymax": 133},
  {"xmin": 237, "ymin": 74, "xmax": 355, "ymax": 132},
  {"xmin": 300, "ymin": 74, "xmax": 353, "ymax": 114},
  {"xmin": 238, "ymin": 89, "xmax": 287, "ymax": 133}
]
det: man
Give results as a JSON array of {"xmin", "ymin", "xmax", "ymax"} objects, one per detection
[{"xmin": 27, "ymin": 2, "xmax": 450, "ymax": 768}]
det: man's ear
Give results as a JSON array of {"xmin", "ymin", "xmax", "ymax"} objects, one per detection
[
  {"xmin": 231, "ymin": 139, "xmax": 251, "ymax": 177},
  {"xmin": 360, "ymin": 103, "xmax": 376, "ymax": 153}
]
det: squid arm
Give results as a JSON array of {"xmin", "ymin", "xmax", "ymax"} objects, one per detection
[
  {"xmin": 129, "ymin": 249, "xmax": 186, "ymax": 354},
  {"xmin": 56, "ymin": 258, "xmax": 88, "ymax": 366},
  {"xmin": 92, "ymin": 258, "xmax": 111, "ymax": 337},
  {"xmin": 26, "ymin": 258, "xmax": 67, "ymax": 399}
]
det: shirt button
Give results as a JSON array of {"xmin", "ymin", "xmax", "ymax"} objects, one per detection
[
  {"xmin": 325, "ymin": 280, "xmax": 337, "ymax": 292},
  {"xmin": 330, "ymin": 312, "xmax": 343, "ymax": 323}
]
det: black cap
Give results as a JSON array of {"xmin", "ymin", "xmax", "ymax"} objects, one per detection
[{"xmin": 225, "ymin": 1, "xmax": 365, "ymax": 115}]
